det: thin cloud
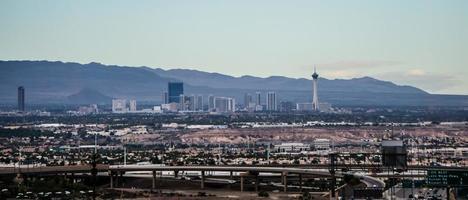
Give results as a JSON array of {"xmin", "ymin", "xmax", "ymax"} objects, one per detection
[
  {"xmin": 316, "ymin": 60, "xmax": 402, "ymax": 69},
  {"xmin": 321, "ymin": 70, "xmax": 359, "ymax": 79},
  {"xmin": 376, "ymin": 69, "xmax": 461, "ymax": 92},
  {"xmin": 298, "ymin": 60, "xmax": 403, "ymax": 78},
  {"xmin": 406, "ymin": 69, "xmax": 426, "ymax": 76}
]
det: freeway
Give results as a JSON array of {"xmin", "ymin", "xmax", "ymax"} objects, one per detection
[
  {"xmin": 345, "ymin": 172, "xmax": 385, "ymax": 188},
  {"xmin": 0, "ymin": 164, "xmax": 109, "ymax": 175},
  {"xmin": 110, "ymin": 165, "xmax": 331, "ymax": 175},
  {"xmin": 2, "ymin": 163, "xmax": 467, "ymax": 192},
  {"xmin": 0, "ymin": 164, "xmax": 387, "ymax": 191},
  {"xmin": 3, "ymin": 163, "xmax": 466, "ymax": 175},
  {"xmin": 109, "ymin": 165, "xmax": 386, "ymax": 189},
  {"xmin": 236, "ymin": 164, "xmax": 468, "ymax": 171}
]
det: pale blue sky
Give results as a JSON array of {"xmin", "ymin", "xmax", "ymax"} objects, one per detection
[{"xmin": 1, "ymin": 0, "xmax": 467, "ymax": 94}]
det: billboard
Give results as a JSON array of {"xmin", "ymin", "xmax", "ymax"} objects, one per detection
[{"xmin": 381, "ymin": 140, "xmax": 407, "ymax": 169}]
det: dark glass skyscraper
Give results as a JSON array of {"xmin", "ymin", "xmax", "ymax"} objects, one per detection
[
  {"xmin": 163, "ymin": 91, "xmax": 168, "ymax": 104},
  {"xmin": 168, "ymin": 82, "xmax": 183, "ymax": 103},
  {"xmin": 18, "ymin": 86, "xmax": 25, "ymax": 112}
]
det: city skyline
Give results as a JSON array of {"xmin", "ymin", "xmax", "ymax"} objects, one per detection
[
  {"xmin": 0, "ymin": 1, "xmax": 467, "ymax": 199},
  {"xmin": 1, "ymin": 1, "xmax": 467, "ymax": 94}
]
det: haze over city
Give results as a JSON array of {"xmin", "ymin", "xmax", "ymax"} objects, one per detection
[{"xmin": 0, "ymin": 1, "xmax": 467, "ymax": 200}]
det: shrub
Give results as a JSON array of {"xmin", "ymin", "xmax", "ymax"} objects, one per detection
[{"xmin": 258, "ymin": 191, "xmax": 269, "ymax": 197}]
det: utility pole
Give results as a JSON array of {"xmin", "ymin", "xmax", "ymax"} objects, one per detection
[
  {"xmin": 218, "ymin": 143, "xmax": 222, "ymax": 165},
  {"xmin": 329, "ymin": 153, "xmax": 336, "ymax": 199},
  {"xmin": 91, "ymin": 153, "xmax": 97, "ymax": 200},
  {"xmin": 124, "ymin": 147, "xmax": 127, "ymax": 166},
  {"xmin": 267, "ymin": 143, "xmax": 270, "ymax": 164},
  {"xmin": 91, "ymin": 133, "xmax": 98, "ymax": 200},
  {"xmin": 447, "ymin": 187, "xmax": 451, "ymax": 200},
  {"xmin": 18, "ymin": 147, "xmax": 22, "ymax": 173},
  {"xmin": 94, "ymin": 134, "xmax": 97, "ymax": 154}
]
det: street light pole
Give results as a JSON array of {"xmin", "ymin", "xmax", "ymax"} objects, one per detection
[
  {"xmin": 329, "ymin": 153, "xmax": 336, "ymax": 199},
  {"xmin": 94, "ymin": 133, "xmax": 97, "ymax": 154},
  {"xmin": 124, "ymin": 147, "xmax": 127, "ymax": 166},
  {"xmin": 91, "ymin": 133, "xmax": 98, "ymax": 200}
]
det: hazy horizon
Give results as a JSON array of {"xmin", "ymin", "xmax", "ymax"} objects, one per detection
[
  {"xmin": 1, "ymin": 0, "xmax": 467, "ymax": 95},
  {"xmin": 0, "ymin": 59, "xmax": 452, "ymax": 95}
]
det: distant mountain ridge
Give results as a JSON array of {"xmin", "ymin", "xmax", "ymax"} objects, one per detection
[
  {"xmin": 146, "ymin": 67, "xmax": 427, "ymax": 94},
  {"xmin": 0, "ymin": 60, "xmax": 466, "ymax": 106}
]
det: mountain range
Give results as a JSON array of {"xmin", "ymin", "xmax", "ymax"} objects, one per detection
[{"xmin": 0, "ymin": 60, "xmax": 467, "ymax": 106}]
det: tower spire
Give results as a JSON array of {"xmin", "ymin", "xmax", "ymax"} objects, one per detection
[{"xmin": 312, "ymin": 67, "xmax": 319, "ymax": 111}]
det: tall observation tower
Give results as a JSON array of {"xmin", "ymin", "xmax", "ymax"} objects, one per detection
[{"xmin": 312, "ymin": 67, "xmax": 319, "ymax": 111}]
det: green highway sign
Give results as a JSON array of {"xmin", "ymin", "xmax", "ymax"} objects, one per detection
[{"xmin": 427, "ymin": 170, "xmax": 468, "ymax": 187}]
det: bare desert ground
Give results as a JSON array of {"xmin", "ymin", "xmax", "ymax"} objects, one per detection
[{"xmin": 124, "ymin": 125, "xmax": 468, "ymax": 145}]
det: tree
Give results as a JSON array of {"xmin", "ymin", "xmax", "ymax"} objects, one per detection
[
  {"xmin": 258, "ymin": 191, "xmax": 269, "ymax": 197},
  {"xmin": 300, "ymin": 191, "xmax": 312, "ymax": 200},
  {"xmin": 151, "ymin": 156, "xmax": 161, "ymax": 164}
]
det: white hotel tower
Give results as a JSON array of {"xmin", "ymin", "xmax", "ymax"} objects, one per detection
[{"xmin": 312, "ymin": 67, "xmax": 319, "ymax": 111}]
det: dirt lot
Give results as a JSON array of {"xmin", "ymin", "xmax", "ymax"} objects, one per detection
[{"xmin": 124, "ymin": 125, "xmax": 468, "ymax": 145}]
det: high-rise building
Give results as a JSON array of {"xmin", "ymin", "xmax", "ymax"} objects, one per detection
[
  {"xmin": 244, "ymin": 93, "xmax": 252, "ymax": 108},
  {"xmin": 129, "ymin": 100, "xmax": 137, "ymax": 111},
  {"xmin": 17, "ymin": 86, "xmax": 25, "ymax": 112},
  {"xmin": 112, "ymin": 99, "xmax": 127, "ymax": 113},
  {"xmin": 255, "ymin": 92, "xmax": 261, "ymax": 106},
  {"xmin": 266, "ymin": 92, "xmax": 277, "ymax": 111},
  {"xmin": 162, "ymin": 91, "xmax": 168, "ymax": 104},
  {"xmin": 186, "ymin": 95, "xmax": 196, "ymax": 111},
  {"xmin": 208, "ymin": 95, "xmax": 215, "ymax": 111},
  {"xmin": 168, "ymin": 82, "xmax": 183, "ymax": 103},
  {"xmin": 179, "ymin": 94, "xmax": 186, "ymax": 110},
  {"xmin": 214, "ymin": 97, "xmax": 235, "ymax": 113},
  {"xmin": 196, "ymin": 95, "xmax": 203, "ymax": 111},
  {"xmin": 230, "ymin": 98, "xmax": 236, "ymax": 112},
  {"xmin": 312, "ymin": 67, "xmax": 319, "ymax": 111}
]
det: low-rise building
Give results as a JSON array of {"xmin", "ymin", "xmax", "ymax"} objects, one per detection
[
  {"xmin": 275, "ymin": 143, "xmax": 310, "ymax": 153},
  {"xmin": 314, "ymin": 139, "xmax": 331, "ymax": 151}
]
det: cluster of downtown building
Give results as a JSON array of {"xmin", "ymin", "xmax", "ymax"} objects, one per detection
[
  {"xmin": 12, "ymin": 71, "xmax": 331, "ymax": 115},
  {"xmin": 112, "ymin": 82, "xmax": 238, "ymax": 114},
  {"xmin": 111, "ymin": 70, "xmax": 332, "ymax": 114}
]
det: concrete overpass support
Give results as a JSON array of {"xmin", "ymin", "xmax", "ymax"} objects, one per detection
[
  {"xmin": 119, "ymin": 172, "xmax": 124, "ymax": 187},
  {"xmin": 255, "ymin": 174, "xmax": 259, "ymax": 192},
  {"xmin": 299, "ymin": 174, "xmax": 302, "ymax": 191},
  {"xmin": 282, "ymin": 172, "xmax": 288, "ymax": 192},
  {"xmin": 240, "ymin": 176, "xmax": 244, "ymax": 192},
  {"xmin": 115, "ymin": 173, "xmax": 119, "ymax": 187},
  {"xmin": 109, "ymin": 170, "xmax": 113, "ymax": 189},
  {"xmin": 71, "ymin": 173, "xmax": 75, "ymax": 184},
  {"xmin": 239, "ymin": 172, "xmax": 249, "ymax": 192},
  {"xmin": 152, "ymin": 171, "xmax": 156, "ymax": 190},
  {"xmin": 201, "ymin": 171, "xmax": 205, "ymax": 189}
]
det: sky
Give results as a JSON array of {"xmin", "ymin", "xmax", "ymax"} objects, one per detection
[{"xmin": 1, "ymin": 0, "xmax": 467, "ymax": 94}]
